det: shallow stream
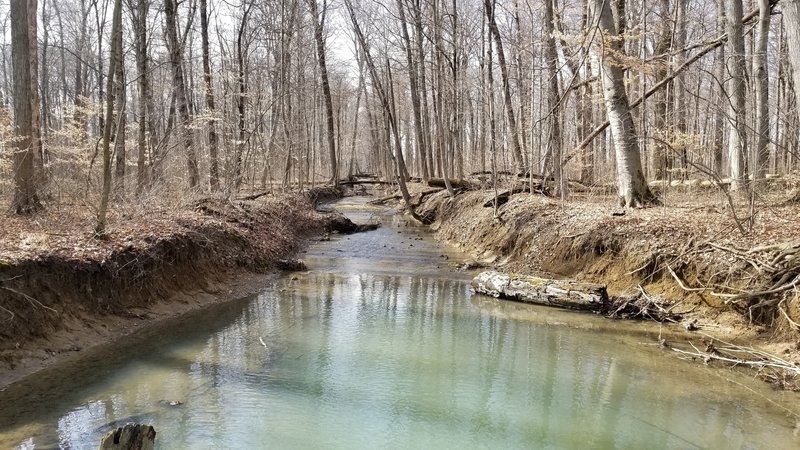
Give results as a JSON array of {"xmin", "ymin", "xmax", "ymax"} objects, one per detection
[{"xmin": 1, "ymin": 197, "xmax": 798, "ymax": 449}]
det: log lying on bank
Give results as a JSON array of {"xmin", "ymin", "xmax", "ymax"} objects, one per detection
[
  {"xmin": 98, "ymin": 424, "xmax": 156, "ymax": 450},
  {"xmin": 471, "ymin": 271, "xmax": 608, "ymax": 311}
]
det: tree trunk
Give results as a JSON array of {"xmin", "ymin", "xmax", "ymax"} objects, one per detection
[
  {"xmin": 727, "ymin": 0, "xmax": 748, "ymax": 192},
  {"xmin": 544, "ymin": 0, "xmax": 565, "ymax": 198},
  {"xmin": 753, "ymin": 0, "xmax": 771, "ymax": 185},
  {"xmin": 484, "ymin": 0, "xmax": 524, "ymax": 173},
  {"xmin": 591, "ymin": 0, "xmax": 655, "ymax": 207},
  {"xmin": 113, "ymin": 32, "xmax": 126, "ymax": 198},
  {"xmin": 27, "ymin": 0, "xmax": 43, "ymax": 180},
  {"xmin": 472, "ymin": 271, "xmax": 608, "ymax": 312},
  {"xmin": 712, "ymin": 0, "xmax": 726, "ymax": 175},
  {"xmin": 96, "ymin": 0, "xmax": 123, "ymax": 235},
  {"xmin": 200, "ymin": 0, "xmax": 220, "ymax": 192},
  {"xmin": 396, "ymin": 0, "xmax": 428, "ymax": 182},
  {"xmin": 164, "ymin": 0, "xmax": 200, "ymax": 190},
  {"xmin": 9, "ymin": 0, "xmax": 42, "ymax": 213},
  {"xmin": 308, "ymin": 0, "xmax": 337, "ymax": 185}
]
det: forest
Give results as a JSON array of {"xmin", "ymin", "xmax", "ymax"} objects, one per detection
[
  {"xmin": 2, "ymin": 0, "xmax": 800, "ymax": 446},
  {"xmin": 1, "ymin": 0, "xmax": 799, "ymax": 213}
]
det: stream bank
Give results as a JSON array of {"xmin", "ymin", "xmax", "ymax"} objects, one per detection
[
  {"xmin": 0, "ymin": 188, "xmax": 349, "ymax": 388},
  {"xmin": 412, "ymin": 186, "xmax": 800, "ymax": 386}
]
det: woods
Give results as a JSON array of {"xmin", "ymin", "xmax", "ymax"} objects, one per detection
[{"xmin": 0, "ymin": 0, "xmax": 798, "ymax": 214}]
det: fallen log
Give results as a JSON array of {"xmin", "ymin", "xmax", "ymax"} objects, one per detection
[
  {"xmin": 427, "ymin": 178, "xmax": 478, "ymax": 189},
  {"xmin": 471, "ymin": 271, "xmax": 608, "ymax": 311}
]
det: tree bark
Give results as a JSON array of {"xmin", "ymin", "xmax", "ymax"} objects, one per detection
[
  {"xmin": 483, "ymin": 0, "xmax": 524, "ymax": 173},
  {"xmin": 754, "ymin": 0, "xmax": 771, "ymax": 184},
  {"xmin": 200, "ymin": 0, "xmax": 220, "ymax": 191},
  {"xmin": 96, "ymin": 0, "xmax": 123, "ymax": 234},
  {"xmin": 308, "ymin": 0, "xmax": 337, "ymax": 185},
  {"xmin": 544, "ymin": 0, "xmax": 565, "ymax": 198},
  {"xmin": 591, "ymin": 0, "xmax": 655, "ymax": 207},
  {"xmin": 164, "ymin": 0, "xmax": 200, "ymax": 190},
  {"xmin": 9, "ymin": 0, "xmax": 42, "ymax": 213},
  {"xmin": 727, "ymin": 0, "xmax": 748, "ymax": 192}
]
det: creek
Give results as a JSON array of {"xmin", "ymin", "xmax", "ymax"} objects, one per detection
[{"xmin": 0, "ymin": 197, "xmax": 798, "ymax": 449}]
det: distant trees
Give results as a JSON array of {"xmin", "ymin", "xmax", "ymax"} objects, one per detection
[{"xmin": 1, "ymin": 0, "xmax": 797, "ymax": 214}]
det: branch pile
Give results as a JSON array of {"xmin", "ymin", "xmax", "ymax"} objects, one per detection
[{"xmin": 700, "ymin": 242, "xmax": 800, "ymax": 327}]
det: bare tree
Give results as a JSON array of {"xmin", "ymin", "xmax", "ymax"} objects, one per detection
[
  {"xmin": 200, "ymin": 0, "xmax": 220, "ymax": 191},
  {"xmin": 727, "ymin": 0, "xmax": 748, "ymax": 192},
  {"xmin": 753, "ymin": 0, "xmax": 772, "ymax": 184},
  {"xmin": 307, "ymin": 0, "xmax": 338, "ymax": 184},
  {"xmin": 591, "ymin": 0, "xmax": 655, "ymax": 207},
  {"xmin": 164, "ymin": 0, "xmax": 200, "ymax": 190},
  {"xmin": 96, "ymin": 0, "xmax": 123, "ymax": 234}
]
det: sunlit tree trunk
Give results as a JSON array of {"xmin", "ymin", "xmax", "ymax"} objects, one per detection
[
  {"xmin": 726, "ymin": 0, "xmax": 748, "ymax": 192},
  {"xmin": 753, "ymin": 0, "xmax": 771, "ymax": 184},
  {"xmin": 591, "ymin": 0, "xmax": 655, "ymax": 207}
]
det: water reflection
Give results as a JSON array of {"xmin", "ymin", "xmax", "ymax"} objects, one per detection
[{"xmin": 0, "ymin": 200, "xmax": 798, "ymax": 448}]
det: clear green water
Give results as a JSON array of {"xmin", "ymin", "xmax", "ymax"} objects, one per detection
[{"xmin": 1, "ymin": 198, "xmax": 799, "ymax": 449}]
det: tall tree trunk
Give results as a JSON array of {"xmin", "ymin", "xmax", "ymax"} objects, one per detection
[
  {"xmin": 27, "ymin": 0, "xmax": 43, "ymax": 180},
  {"xmin": 200, "ymin": 0, "xmax": 220, "ymax": 192},
  {"xmin": 727, "ymin": 0, "xmax": 748, "ymax": 192},
  {"xmin": 544, "ymin": 0, "xmax": 565, "ymax": 198},
  {"xmin": 113, "ymin": 33, "xmax": 126, "ymax": 198},
  {"xmin": 96, "ymin": 0, "xmax": 123, "ymax": 234},
  {"xmin": 591, "ymin": 0, "xmax": 655, "ymax": 207},
  {"xmin": 234, "ymin": 2, "xmax": 253, "ymax": 190},
  {"xmin": 712, "ymin": 0, "xmax": 726, "ymax": 175},
  {"xmin": 783, "ymin": 2, "xmax": 800, "ymax": 163},
  {"xmin": 9, "ymin": 0, "xmax": 42, "ymax": 213},
  {"xmin": 307, "ymin": 0, "xmax": 338, "ymax": 184},
  {"xmin": 164, "ymin": 0, "xmax": 200, "ymax": 190},
  {"xmin": 131, "ymin": 0, "xmax": 151, "ymax": 195},
  {"xmin": 653, "ymin": 0, "xmax": 672, "ymax": 181},
  {"xmin": 753, "ymin": 0, "xmax": 771, "ymax": 184},
  {"xmin": 396, "ymin": 0, "xmax": 429, "ymax": 182},
  {"xmin": 484, "ymin": 0, "xmax": 524, "ymax": 173}
]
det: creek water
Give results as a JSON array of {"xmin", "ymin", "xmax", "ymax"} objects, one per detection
[{"xmin": 1, "ymin": 197, "xmax": 798, "ymax": 449}]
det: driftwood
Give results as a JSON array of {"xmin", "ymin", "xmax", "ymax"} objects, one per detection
[
  {"xmin": 472, "ymin": 271, "xmax": 608, "ymax": 311},
  {"xmin": 98, "ymin": 424, "xmax": 156, "ymax": 450}
]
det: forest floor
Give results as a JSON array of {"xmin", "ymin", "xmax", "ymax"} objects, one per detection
[
  {"xmin": 0, "ymin": 187, "xmax": 345, "ymax": 389},
  {"xmin": 406, "ymin": 181, "xmax": 800, "ymax": 389}
]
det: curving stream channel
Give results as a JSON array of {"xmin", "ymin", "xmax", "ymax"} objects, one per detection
[{"xmin": 1, "ymin": 197, "xmax": 799, "ymax": 449}]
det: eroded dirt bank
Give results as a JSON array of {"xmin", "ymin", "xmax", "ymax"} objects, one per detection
[
  {"xmin": 0, "ymin": 188, "xmax": 345, "ymax": 388},
  {"xmin": 415, "ymin": 187, "xmax": 800, "ymax": 385}
]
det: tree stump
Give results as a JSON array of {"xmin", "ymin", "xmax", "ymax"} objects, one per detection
[
  {"xmin": 98, "ymin": 424, "xmax": 156, "ymax": 450},
  {"xmin": 471, "ymin": 271, "xmax": 608, "ymax": 311}
]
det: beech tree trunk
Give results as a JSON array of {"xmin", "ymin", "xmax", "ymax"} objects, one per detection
[
  {"xmin": 591, "ymin": 0, "xmax": 655, "ymax": 207},
  {"xmin": 753, "ymin": 0, "xmax": 771, "ymax": 184},
  {"xmin": 9, "ymin": 0, "xmax": 42, "ymax": 214},
  {"xmin": 727, "ymin": 0, "xmax": 748, "ymax": 192}
]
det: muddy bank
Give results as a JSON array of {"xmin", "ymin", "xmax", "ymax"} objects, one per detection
[
  {"xmin": 0, "ymin": 188, "xmax": 353, "ymax": 388},
  {"xmin": 415, "ymin": 188, "xmax": 800, "ymax": 366}
]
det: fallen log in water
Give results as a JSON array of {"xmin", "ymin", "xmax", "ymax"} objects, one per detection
[{"xmin": 471, "ymin": 271, "xmax": 608, "ymax": 311}]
